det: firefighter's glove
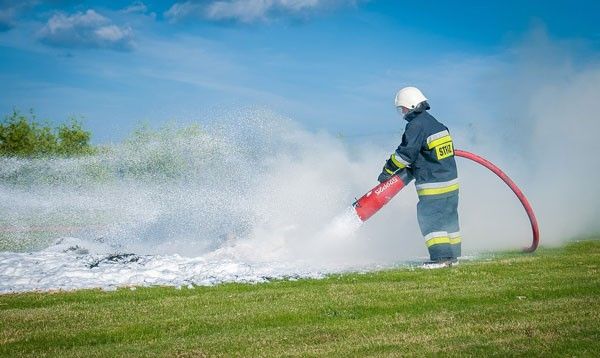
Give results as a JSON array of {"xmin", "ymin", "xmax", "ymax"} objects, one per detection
[
  {"xmin": 377, "ymin": 161, "xmax": 393, "ymax": 183},
  {"xmin": 378, "ymin": 170, "xmax": 392, "ymax": 183},
  {"xmin": 379, "ymin": 154, "xmax": 403, "ymax": 183}
]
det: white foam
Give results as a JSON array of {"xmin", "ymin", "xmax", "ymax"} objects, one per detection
[
  {"xmin": 0, "ymin": 111, "xmax": 403, "ymax": 294},
  {"xmin": 0, "ymin": 235, "xmax": 384, "ymax": 294}
]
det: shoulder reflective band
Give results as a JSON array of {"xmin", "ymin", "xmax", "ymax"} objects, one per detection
[
  {"xmin": 428, "ymin": 135, "xmax": 452, "ymax": 150},
  {"xmin": 435, "ymin": 141, "xmax": 454, "ymax": 160},
  {"xmin": 427, "ymin": 130, "xmax": 451, "ymax": 149},
  {"xmin": 427, "ymin": 130, "xmax": 454, "ymax": 160},
  {"xmin": 455, "ymin": 150, "xmax": 539, "ymax": 253}
]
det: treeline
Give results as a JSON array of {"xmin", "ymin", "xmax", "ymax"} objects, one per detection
[{"xmin": 0, "ymin": 110, "xmax": 94, "ymax": 157}]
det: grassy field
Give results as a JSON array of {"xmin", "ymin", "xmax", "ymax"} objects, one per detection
[{"xmin": 1, "ymin": 240, "xmax": 599, "ymax": 357}]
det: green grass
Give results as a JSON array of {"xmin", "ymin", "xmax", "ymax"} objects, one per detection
[{"xmin": 1, "ymin": 240, "xmax": 600, "ymax": 357}]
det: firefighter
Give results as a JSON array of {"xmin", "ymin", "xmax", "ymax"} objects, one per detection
[{"xmin": 378, "ymin": 87, "xmax": 461, "ymax": 267}]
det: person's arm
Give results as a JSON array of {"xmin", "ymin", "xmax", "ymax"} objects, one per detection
[{"xmin": 378, "ymin": 123, "xmax": 424, "ymax": 182}]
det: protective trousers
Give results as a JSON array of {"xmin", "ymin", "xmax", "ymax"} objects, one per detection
[{"xmin": 416, "ymin": 192, "xmax": 461, "ymax": 261}]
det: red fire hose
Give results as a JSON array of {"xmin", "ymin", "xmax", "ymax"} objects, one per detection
[
  {"xmin": 353, "ymin": 150, "xmax": 539, "ymax": 252},
  {"xmin": 454, "ymin": 150, "xmax": 539, "ymax": 252}
]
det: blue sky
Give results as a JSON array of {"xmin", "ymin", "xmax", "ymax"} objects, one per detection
[{"xmin": 1, "ymin": 0, "xmax": 599, "ymax": 143}]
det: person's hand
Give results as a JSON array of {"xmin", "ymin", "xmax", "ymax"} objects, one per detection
[
  {"xmin": 378, "ymin": 170, "xmax": 393, "ymax": 183},
  {"xmin": 378, "ymin": 156, "xmax": 399, "ymax": 183}
]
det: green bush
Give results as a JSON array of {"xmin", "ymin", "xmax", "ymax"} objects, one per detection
[{"xmin": 0, "ymin": 110, "xmax": 94, "ymax": 157}]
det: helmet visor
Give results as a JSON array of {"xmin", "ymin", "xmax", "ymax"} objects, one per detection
[{"xmin": 396, "ymin": 106, "xmax": 408, "ymax": 117}]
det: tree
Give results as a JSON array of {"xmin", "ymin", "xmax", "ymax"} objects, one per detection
[
  {"xmin": 0, "ymin": 110, "xmax": 94, "ymax": 157},
  {"xmin": 57, "ymin": 119, "xmax": 92, "ymax": 156}
]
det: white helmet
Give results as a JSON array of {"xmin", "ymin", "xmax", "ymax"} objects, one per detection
[{"xmin": 394, "ymin": 86, "xmax": 428, "ymax": 109}]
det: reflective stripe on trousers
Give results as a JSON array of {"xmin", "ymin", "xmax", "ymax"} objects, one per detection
[{"xmin": 417, "ymin": 191, "xmax": 461, "ymax": 260}]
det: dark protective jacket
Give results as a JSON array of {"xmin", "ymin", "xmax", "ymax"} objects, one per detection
[{"xmin": 384, "ymin": 103, "xmax": 458, "ymax": 197}]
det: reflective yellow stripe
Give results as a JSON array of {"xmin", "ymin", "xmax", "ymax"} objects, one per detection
[
  {"xmin": 449, "ymin": 237, "xmax": 461, "ymax": 245},
  {"xmin": 435, "ymin": 141, "xmax": 454, "ymax": 160},
  {"xmin": 390, "ymin": 154, "xmax": 407, "ymax": 169},
  {"xmin": 417, "ymin": 183, "xmax": 459, "ymax": 196},
  {"xmin": 426, "ymin": 236, "xmax": 451, "ymax": 247},
  {"xmin": 384, "ymin": 167, "xmax": 395, "ymax": 175},
  {"xmin": 427, "ymin": 135, "xmax": 452, "ymax": 149}
]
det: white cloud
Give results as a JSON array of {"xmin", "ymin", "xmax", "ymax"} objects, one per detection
[
  {"xmin": 164, "ymin": 1, "xmax": 203, "ymax": 22},
  {"xmin": 122, "ymin": 1, "xmax": 148, "ymax": 14},
  {"xmin": 94, "ymin": 24, "xmax": 131, "ymax": 42},
  {"xmin": 38, "ymin": 9, "xmax": 134, "ymax": 51},
  {"xmin": 165, "ymin": 0, "xmax": 359, "ymax": 23}
]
